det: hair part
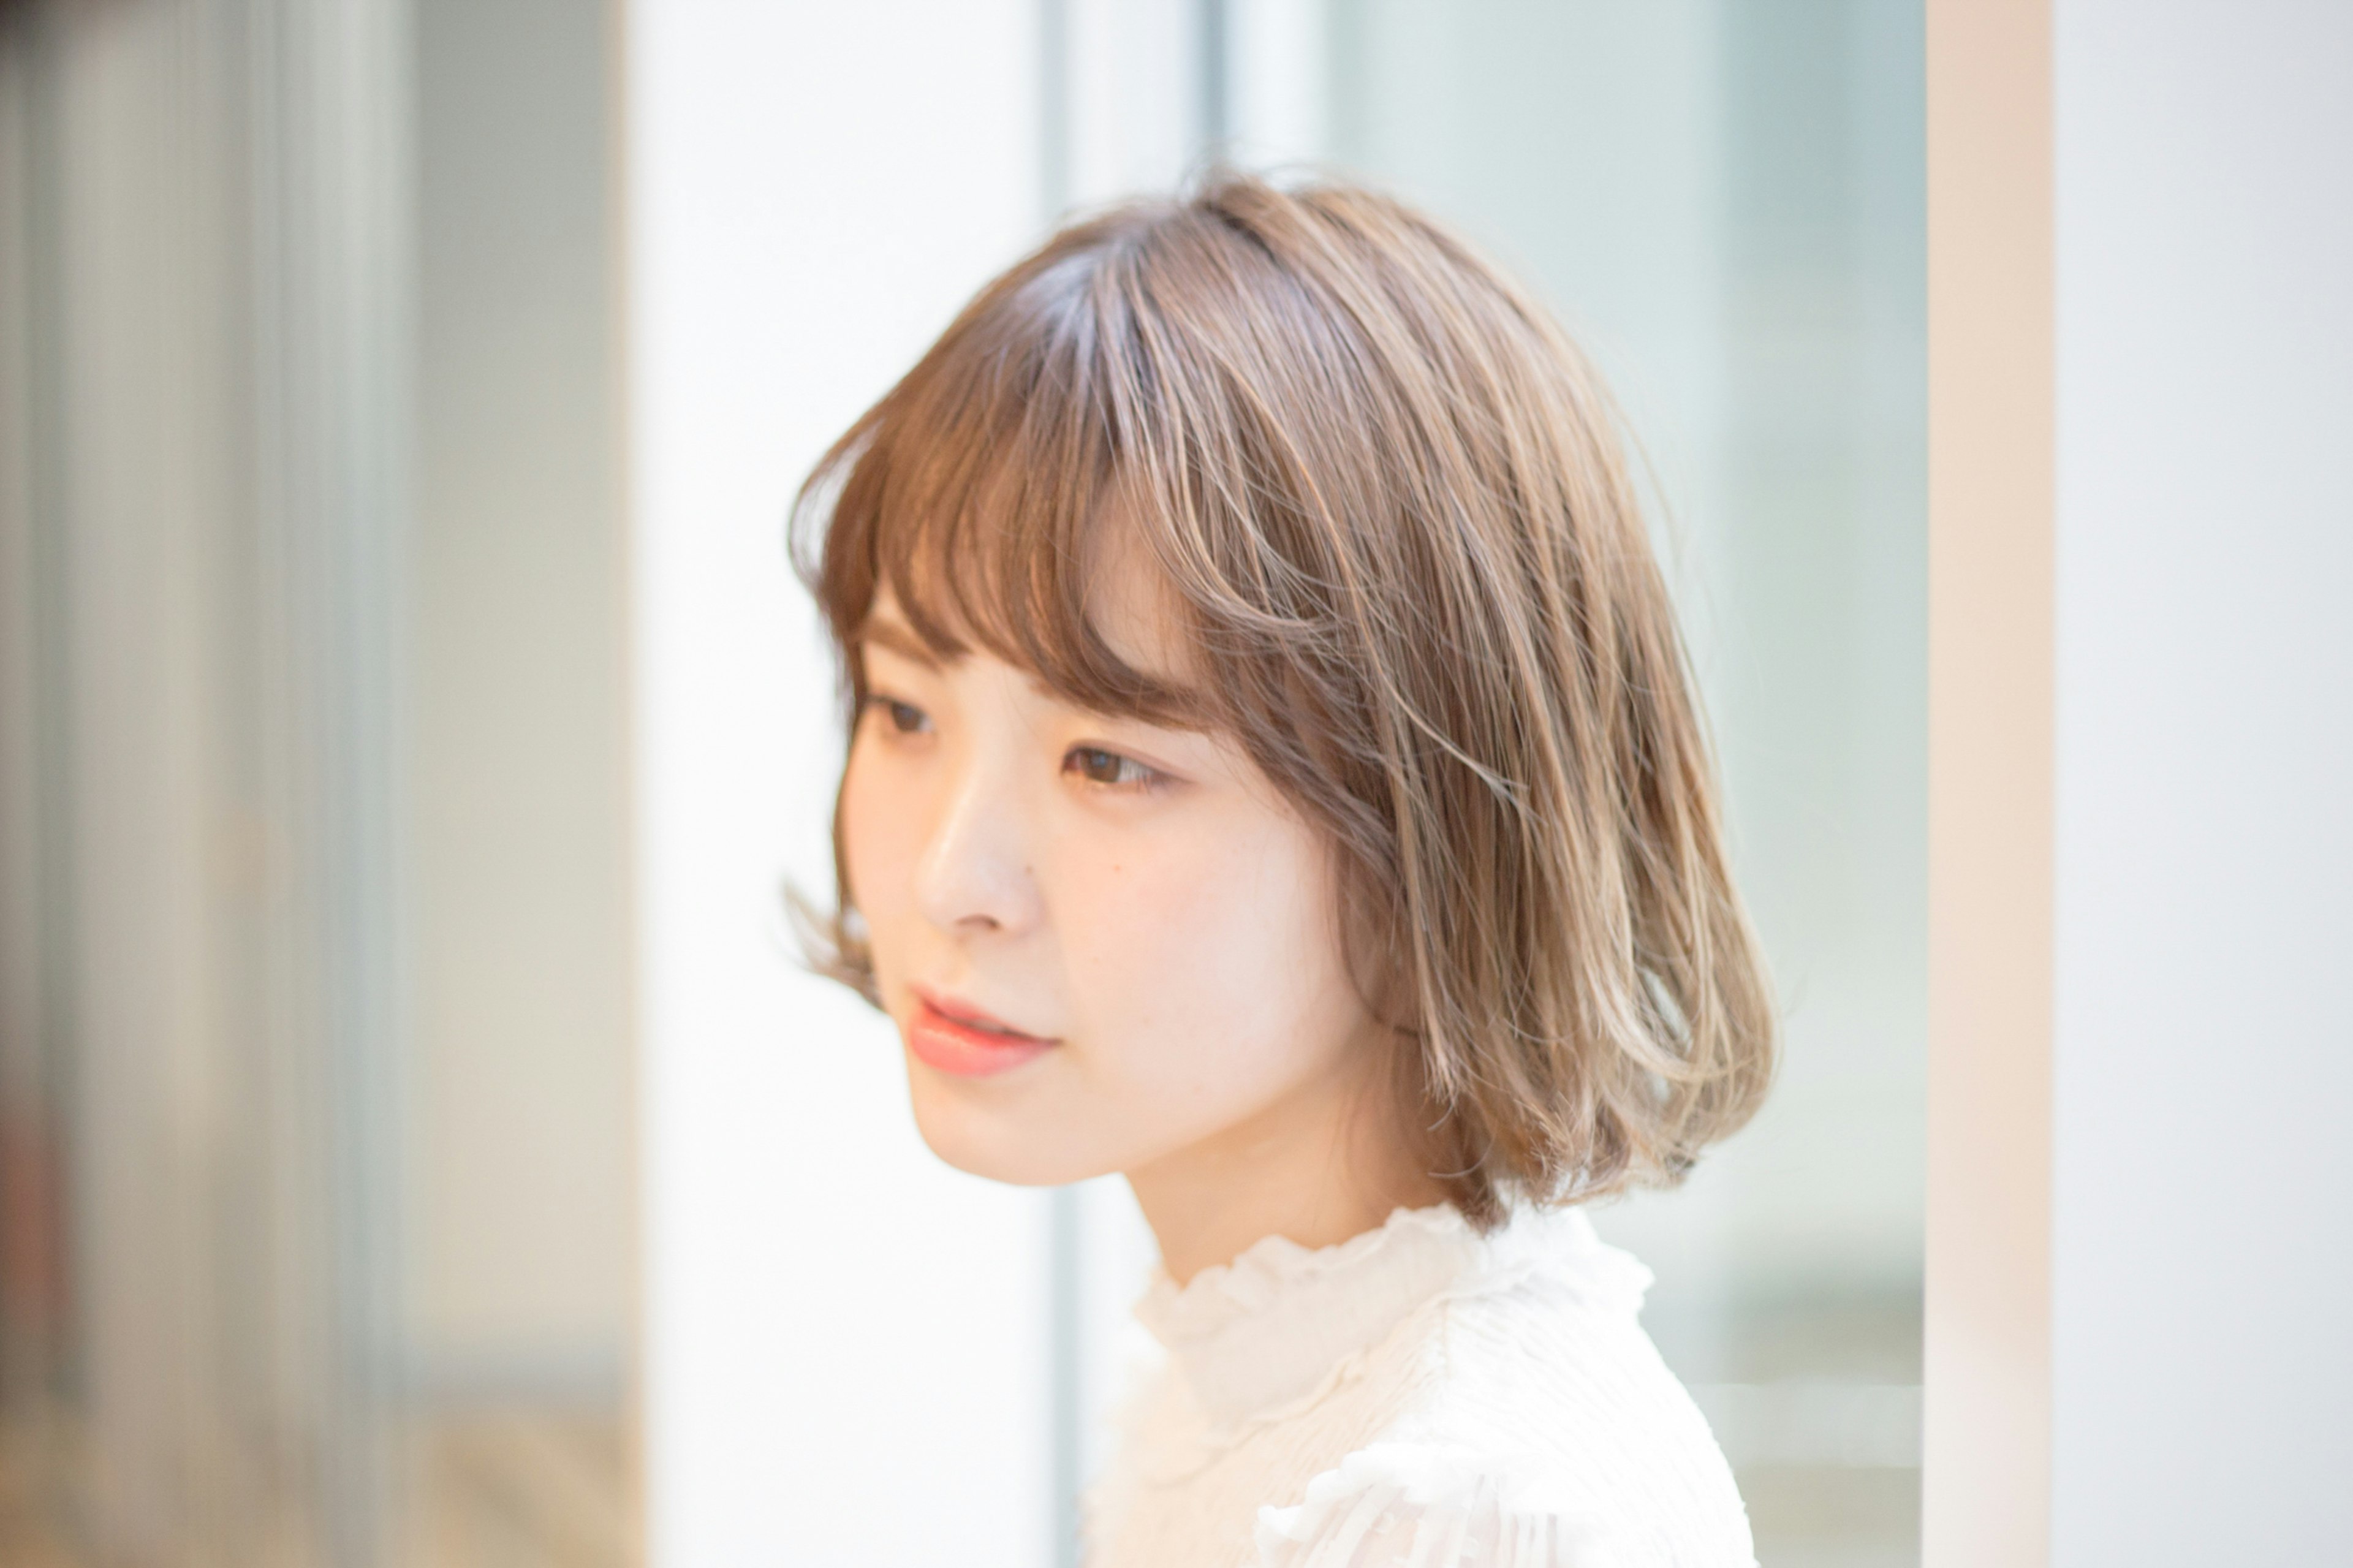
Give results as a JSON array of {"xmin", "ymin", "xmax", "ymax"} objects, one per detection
[{"xmin": 792, "ymin": 172, "xmax": 1776, "ymax": 1229}]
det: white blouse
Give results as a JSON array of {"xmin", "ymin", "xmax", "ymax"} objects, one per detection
[{"xmin": 1082, "ymin": 1203, "xmax": 1756, "ymax": 1568}]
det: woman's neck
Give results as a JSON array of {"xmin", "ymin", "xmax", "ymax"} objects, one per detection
[{"xmin": 1123, "ymin": 1051, "xmax": 1447, "ymax": 1286}]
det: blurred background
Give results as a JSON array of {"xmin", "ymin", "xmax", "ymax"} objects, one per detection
[{"xmin": 0, "ymin": 2, "xmax": 1923, "ymax": 1566}]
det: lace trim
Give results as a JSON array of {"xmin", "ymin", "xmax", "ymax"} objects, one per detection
[
  {"xmin": 1123, "ymin": 1254, "xmax": 1546, "ymax": 1485},
  {"xmin": 1122, "ymin": 1204, "xmax": 1653, "ymax": 1480},
  {"xmin": 1137, "ymin": 1204, "xmax": 1474, "ymax": 1343},
  {"xmin": 1137, "ymin": 1203, "xmax": 1642, "ymax": 1347}
]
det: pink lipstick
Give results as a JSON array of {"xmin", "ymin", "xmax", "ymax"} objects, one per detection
[{"xmin": 904, "ymin": 990, "xmax": 1056, "ymax": 1078}]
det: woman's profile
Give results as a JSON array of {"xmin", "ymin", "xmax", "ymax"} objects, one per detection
[{"xmin": 791, "ymin": 173, "xmax": 1775, "ymax": 1568}]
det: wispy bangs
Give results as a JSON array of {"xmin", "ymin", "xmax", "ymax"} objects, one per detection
[{"xmin": 793, "ymin": 245, "xmax": 1206, "ymax": 729}]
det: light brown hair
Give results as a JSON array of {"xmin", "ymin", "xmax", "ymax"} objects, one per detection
[{"xmin": 792, "ymin": 173, "xmax": 1775, "ymax": 1227}]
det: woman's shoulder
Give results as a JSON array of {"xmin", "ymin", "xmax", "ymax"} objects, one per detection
[
  {"xmin": 1252, "ymin": 1441, "xmax": 1611, "ymax": 1568},
  {"xmin": 1414, "ymin": 1205, "xmax": 1686, "ymax": 1425},
  {"xmin": 1251, "ymin": 1437, "xmax": 1754, "ymax": 1568}
]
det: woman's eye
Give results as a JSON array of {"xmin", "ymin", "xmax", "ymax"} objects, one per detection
[
  {"xmin": 864, "ymin": 695, "xmax": 930, "ymax": 735},
  {"xmin": 1064, "ymin": 746, "xmax": 1158, "ymax": 790}
]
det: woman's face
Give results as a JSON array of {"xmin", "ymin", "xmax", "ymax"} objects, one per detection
[{"xmin": 838, "ymin": 556, "xmax": 1391, "ymax": 1191}]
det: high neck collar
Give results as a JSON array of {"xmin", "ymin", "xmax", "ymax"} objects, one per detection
[{"xmin": 1133, "ymin": 1202, "xmax": 1625, "ymax": 1430}]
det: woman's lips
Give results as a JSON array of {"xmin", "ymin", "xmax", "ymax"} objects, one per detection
[{"xmin": 904, "ymin": 994, "xmax": 1056, "ymax": 1078}]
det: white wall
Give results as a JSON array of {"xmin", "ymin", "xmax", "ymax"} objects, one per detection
[
  {"xmin": 625, "ymin": 4, "xmax": 1055, "ymax": 1562},
  {"xmin": 1063, "ymin": 0, "xmax": 1205, "ymax": 205},
  {"xmin": 2053, "ymin": 2, "xmax": 2353, "ymax": 1561}
]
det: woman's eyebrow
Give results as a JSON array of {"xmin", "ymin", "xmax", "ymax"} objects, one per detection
[
  {"xmin": 1061, "ymin": 687, "xmax": 1217, "ymax": 737},
  {"xmin": 856, "ymin": 615, "xmax": 942, "ymax": 669}
]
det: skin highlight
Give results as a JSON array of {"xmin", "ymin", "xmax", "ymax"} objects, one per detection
[{"xmin": 839, "ymin": 558, "xmax": 1444, "ymax": 1284}]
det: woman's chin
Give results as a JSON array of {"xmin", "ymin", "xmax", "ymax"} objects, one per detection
[{"xmin": 903, "ymin": 1065, "xmax": 1113, "ymax": 1187}]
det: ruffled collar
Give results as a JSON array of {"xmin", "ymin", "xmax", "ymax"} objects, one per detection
[{"xmin": 1134, "ymin": 1202, "xmax": 1626, "ymax": 1430}]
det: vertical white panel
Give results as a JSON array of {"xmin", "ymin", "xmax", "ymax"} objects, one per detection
[
  {"xmin": 626, "ymin": 2, "xmax": 1053, "ymax": 1564},
  {"xmin": 1064, "ymin": 0, "xmax": 1202, "ymax": 206},
  {"xmin": 2053, "ymin": 2, "xmax": 2353, "ymax": 1561},
  {"xmin": 1227, "ymin": 0, "xmax": 1329, "ymax": 168}
]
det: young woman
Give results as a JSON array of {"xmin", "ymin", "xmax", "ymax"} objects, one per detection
[{"xmin": 793, "ymin": 175, "xmax": 1776, "ymax": 1568}]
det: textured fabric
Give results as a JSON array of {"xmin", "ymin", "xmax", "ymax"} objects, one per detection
[{"xmin": 1083, "ymin": 1205, "xmax": 1756, "ymax": 1568}]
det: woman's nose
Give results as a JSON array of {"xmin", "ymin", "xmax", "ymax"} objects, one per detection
[{"xmin": 912, "ymin": 754, "xmax": 1042, "ymax": 937}]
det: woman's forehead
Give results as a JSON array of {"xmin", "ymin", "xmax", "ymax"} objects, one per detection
[
  {"xmin": 1080, "ymin": 515, "xmax": 1200, "ymax": 688},
  {"xmin": 860, "ymin": 551, "xmax": 1205, "ymax": 718}
]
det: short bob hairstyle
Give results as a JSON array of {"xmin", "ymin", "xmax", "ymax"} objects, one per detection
[{"xmin": 793, "ymin": 173, "xmax": 1775, "ymax": 1228}]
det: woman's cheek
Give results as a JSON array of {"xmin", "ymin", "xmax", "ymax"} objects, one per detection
[
  {"xmin": 1066, "ymin": 829, "xmax": 1289, "ymax": 1088},
  {"xmin": 840, "ymin": 744, "xmax": 917, "ymax": 969}
]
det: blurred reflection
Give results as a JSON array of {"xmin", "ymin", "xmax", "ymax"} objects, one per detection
[{"xmin": 0, "ymin": 1, "xmax": 634, "ymax": 1564}]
